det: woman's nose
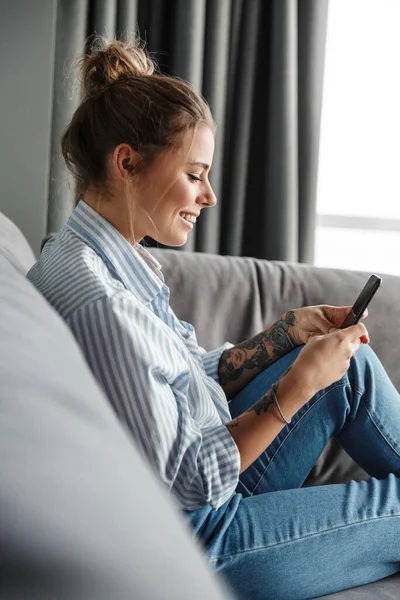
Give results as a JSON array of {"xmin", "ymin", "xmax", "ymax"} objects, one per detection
[{"xmin": 198, "ymin": 184, "xmax": 217, "ymax": 208}]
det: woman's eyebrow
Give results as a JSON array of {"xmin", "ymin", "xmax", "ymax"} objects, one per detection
[{"xmin": 186, "ymin": 161, "xmax": 210, "ymax": 170}]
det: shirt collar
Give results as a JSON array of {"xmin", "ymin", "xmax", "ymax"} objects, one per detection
[{"xmin": 66, "ymin": 200, "xmax": 164, "ymax": 304}]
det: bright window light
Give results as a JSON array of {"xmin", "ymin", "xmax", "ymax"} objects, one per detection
[{"xmin": 315, "ymin": 0, "xmax": 400, "ymax": 274}]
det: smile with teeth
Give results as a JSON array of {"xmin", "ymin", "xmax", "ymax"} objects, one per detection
[{"xmin": 180, "ymin": 212, "xmax": 197, "ymax": 224}]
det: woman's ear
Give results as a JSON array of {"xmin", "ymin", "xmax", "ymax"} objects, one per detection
[
  {"xmin": 121, "ymin": 156, "xmax": 135, "ymax": 174},
  {"xmin": 112, "ymin": 144, "xmax": 140, "ymax": 180}
]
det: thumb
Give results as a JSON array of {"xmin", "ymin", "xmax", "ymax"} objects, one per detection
[{"xmin": 329, "ymin": 327, "xmax": 338, "ymax": 333}]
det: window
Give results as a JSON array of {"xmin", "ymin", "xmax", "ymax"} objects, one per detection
[{"xmin": 315, "ymin": 0, "xmax": 400, "ymax": 275}]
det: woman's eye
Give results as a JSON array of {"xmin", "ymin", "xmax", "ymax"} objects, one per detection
[{"xmin": 188, "ymin": 174, "xmax": 201, "ymax": 182}]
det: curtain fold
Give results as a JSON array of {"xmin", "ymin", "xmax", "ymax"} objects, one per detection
[
  {"xmin": 264, "ymin": 0, "xmax": 300, "ymax": 262},
  {"xmin": 197, "ymin": 0, "xmax": 231, "ymax": 254},
  {"xmin": 47, "ymin": 0, "xmax": 89, "ymax": 234},
  {"xmin": 221, "ymin": 0, "xmax": 261, "ymax": 257},
  {"xmin": 117, "ymin": 0, "xmax": 139, "ymax": 39},
  {"xmin": 169, "ymin": 0, "xmax": 207, "ymax": 251},
  {"xmin": 298, "ymin": 0, "xmax": 329, "ymax": 264},
  {"xmin": 48, "ymin": 0, "xmax": 329, "ymax": 263},
  {"xmin": 89, "ymin": 0, "xmax": 118, "ymax": 33}
]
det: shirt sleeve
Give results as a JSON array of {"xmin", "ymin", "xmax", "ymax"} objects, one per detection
[
  {"xmin": 67, "ymin": 294, "xmax": 240, "ymax": 510},
  {"xmin": 200, "ymin": 342, "xmax": 234, "ymax": 381}
]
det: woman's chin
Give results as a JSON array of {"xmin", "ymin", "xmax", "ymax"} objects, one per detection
[
  {"xmin": 156, "ymin": 233, "xmax": 190, "ymax": 247},
  {"xmin": 168, "ymin": 239, "xmax": 188, "ymax": 248}
]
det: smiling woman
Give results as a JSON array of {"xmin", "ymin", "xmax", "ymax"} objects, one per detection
[
  {"xmin": 61, "ymin": 36, "xmax": 216, "ymax": 247},
  {"xmin": 26, "ymin": 35, "xmax": 400, "ymax": 600},
  {"xmin": 83, "ymin": 126, "xmax": 217, "ymax": 246}
]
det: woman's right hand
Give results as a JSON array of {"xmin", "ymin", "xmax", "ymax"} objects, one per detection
[
  {"xmin": 226, "ymin": 321, "xmax": 369, "ymax": 474},
  {"xmin": 289, "ymin": 322, "xmax": 369, "ymax": 398}
]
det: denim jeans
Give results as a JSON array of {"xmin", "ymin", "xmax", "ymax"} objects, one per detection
[{"xmin": 186, "ymin": 344, "xmax": 400, "ymax": 600}]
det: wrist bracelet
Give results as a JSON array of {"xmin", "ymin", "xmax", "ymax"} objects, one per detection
[{"xmin": 271, "ymin": 382, "xmax": 291, "ymax": 425}]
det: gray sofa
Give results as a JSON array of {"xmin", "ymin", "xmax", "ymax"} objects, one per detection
[{"xmin": 1, "ymin": 209, "xmax": 400, "ymax": 600}]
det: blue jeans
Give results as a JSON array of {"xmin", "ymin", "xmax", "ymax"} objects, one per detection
[{"xmin": 185, "ymin": 344, "xmax": 400, "ymax": 600}]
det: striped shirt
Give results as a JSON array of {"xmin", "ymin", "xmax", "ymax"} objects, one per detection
[{"xmin": 27, "ymin": 200, "xmax": 240, "ymax": 510}]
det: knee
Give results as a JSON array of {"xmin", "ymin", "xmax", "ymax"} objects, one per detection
[
  {"xmin": 351, "ymin": 343, "xmax": 378, "ymax": 368},
  {"xmin": 348, "ymin": 342, "xmax": 382, "ymax": 388}
]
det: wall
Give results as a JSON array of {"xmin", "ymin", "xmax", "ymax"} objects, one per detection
[{"xmin": 0, "ymin": 0, "xmax": 56, "ymax": 256}]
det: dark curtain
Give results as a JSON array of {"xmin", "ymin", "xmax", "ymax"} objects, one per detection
[{"xmin": 48, "ymin": 0, "xmax": 329, "ymax": 263}]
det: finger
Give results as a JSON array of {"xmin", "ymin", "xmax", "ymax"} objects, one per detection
[
  {"xmin": 303, "ymin": 309, "xmax": 334, "ymax": 335},
  {"xmin": 345, "ymin": 321, "xmax": 369, "ymax": 342},
  {"xmin": 324, "ymin": 305, "xmax": 353, "ymax": 326},
  {"xmin": 361, "ymin": 308, "xmax": 369, "ymax": 319},
  {"xmin": 316, "ymin": 316, "xmax": 335, "ymax": 335},
  {"xmin": 350, "ymin": 337, "xmax": 362, "ymax": 355}
]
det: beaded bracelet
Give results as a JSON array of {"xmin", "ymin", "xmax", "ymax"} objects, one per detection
[{"xmin": 271, "ymin": 382, "xmax": 291, "ymax": 424}]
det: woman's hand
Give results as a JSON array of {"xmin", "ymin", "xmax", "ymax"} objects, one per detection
[
  {"xmin": 289, "ymin": 305, "xmax": 369, "ymax": 346},
  {"xmin": 288, "ymin": 322, "xmax": 370, "ymax": 398},
  {"xmin": 227, "ymin": 322, "xmax": 370, "ymax": 473}
]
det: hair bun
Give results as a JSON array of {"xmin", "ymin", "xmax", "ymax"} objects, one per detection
[{"xmin": 80, "ymin": 37, "xmax": 155, "ymax": 98}]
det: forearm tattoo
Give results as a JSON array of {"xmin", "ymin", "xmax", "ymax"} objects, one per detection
[
  {"xmin": 248, "ymin": 365, "xmax": 292, "ymax": 417},
  {"xmin": 218, "ymin": 311, "xmax": 297, "ymax": 386},
  {"xmin": 248, "ymin": 391, "xmax": 275, "ymax": 416},
  {"xmin": 227, "ymin": 365, "xmax": 294, "ymax": 426}
]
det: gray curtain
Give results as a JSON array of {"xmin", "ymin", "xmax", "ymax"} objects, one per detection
[{"xmin": 48, "ymin": 0, "xmax": 329, "ymax": 263}]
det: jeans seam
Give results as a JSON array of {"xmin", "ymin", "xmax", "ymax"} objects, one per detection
[
  {"xmin": 362, "ymin": 398, "xmax": 400, "ymax": 459},
  {"xmin": 208, "ymin": 513, "xmax": 400, "ymax": 562},
  {"xmin": 251, "ymin": 381, "xmax": 346, "ymax": 495},
  {"xmin": 340, "ymin": 381, "xmax": 363, "ymax": 431}
]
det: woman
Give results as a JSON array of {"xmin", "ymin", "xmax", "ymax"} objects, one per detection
[{"xmin": 28, "ymin": 38, "xmax": 400, "ymax": 600}]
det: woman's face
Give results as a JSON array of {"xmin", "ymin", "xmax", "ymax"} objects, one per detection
[{"xmin": 132, "ymin": 126, "xmax": 217, "ymax": 246}]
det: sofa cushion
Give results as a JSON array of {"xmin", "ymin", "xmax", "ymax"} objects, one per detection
[
  {"xmin": 0, "ymin": 252, "xmax": 230, "ymax": 599},
  {"xmin": 0, "ymin": 210, "xmax": 36, "ymax": 274}
]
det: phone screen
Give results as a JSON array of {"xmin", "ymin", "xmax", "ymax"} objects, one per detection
[{"xmin": 340, "ymin": 274, "xmax": 382, "ymax": 329}]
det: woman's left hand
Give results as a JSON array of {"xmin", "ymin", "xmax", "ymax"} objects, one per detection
[{"xmin": 290, "ymin": 305, "xmax": 369, "ymax": 345}]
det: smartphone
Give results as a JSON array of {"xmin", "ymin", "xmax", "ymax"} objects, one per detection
[{"xmin": 340, "ymin": 274, "xmax": 382, "ymax": 329}]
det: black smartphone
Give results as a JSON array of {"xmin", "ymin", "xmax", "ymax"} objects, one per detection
[{"xmin": 340, "ymin": 274, "xmax": 382, "ymax": 329}]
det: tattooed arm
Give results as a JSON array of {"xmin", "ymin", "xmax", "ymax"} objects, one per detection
[
  {"xmin": 218, "ymin": 311, "xmax": 298, "ymax": 400},
  {"xmin": 224, "ymin": 318, "xmax": 369, "ymax": 473},
  {"xmin": 225, "ymin": 365, "xmax": 313, "ymax": 473}
]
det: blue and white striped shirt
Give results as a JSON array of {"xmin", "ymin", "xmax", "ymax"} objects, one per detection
[{"xmin": 27, "ymin": 201, "xmax": 240, "ymax": 510}]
